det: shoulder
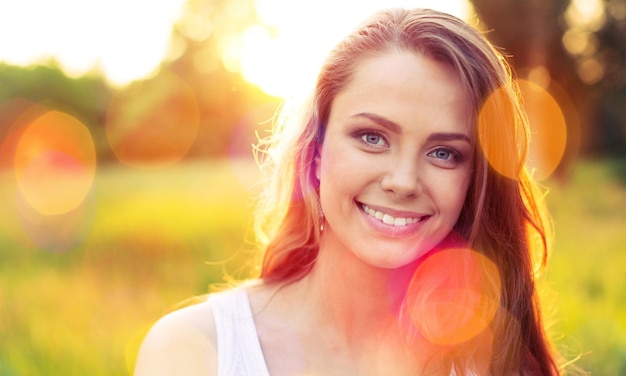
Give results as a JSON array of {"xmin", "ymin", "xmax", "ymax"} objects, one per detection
[{"xmin": 134, "ymin": 296, "xmax": 218, "ymax": 376}]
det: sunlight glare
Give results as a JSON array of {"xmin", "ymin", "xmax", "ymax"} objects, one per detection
[
  {"xmin": 238, "ymin": 0, "xmax": 474, "ymax": 98},
  {"xmin": 0, "ymin": 0, "xmax": 185, "ymax": 86},
  {"xmin": 565, "ymin": 0, "xmax": 606, "ymax": 31}
]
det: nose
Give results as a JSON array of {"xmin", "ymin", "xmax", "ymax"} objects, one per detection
[{"xmin": 380, "ymin": 155, "xmax": 423, "ymax": 199}]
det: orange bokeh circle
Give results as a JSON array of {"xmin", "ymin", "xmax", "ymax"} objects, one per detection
[
  {"xmin": 517, "ymin": 79, "xmax": 568, "ymax": 180},
  {"xmin": 14, "ymin": 110, "xmax": 96, "ymax": 216},
  {"xmin": 478, "ymin": 80, "xmax": 568, "ymax": 181},
  {"xmin": 106, "ymin": 71, "xmax": 199, "ymax": 169},
  {"xmin": 405, "ymin": 248, "xmax": 501, "ymax": 345},
  {"xmin": 477, "ymin": 84, "xmax": 525, "ymax": 180}
]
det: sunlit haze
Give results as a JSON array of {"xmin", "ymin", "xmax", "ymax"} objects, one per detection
[
  {"xmin": 0, "ymin": 0, "xmax": 472, "ymax": 93},
  {"xmin": 236, "ymin": 0, "xmax": 474, "ymax": 97},
  {"xmin": 0, "ymin": 0, "xmax": 185, "ymax": 87}
]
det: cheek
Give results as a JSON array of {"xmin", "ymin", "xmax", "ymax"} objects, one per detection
[
  {"xmin": 430, "ymin": 169, "xmax": 472, "ymax": 215},
  {"xmin": 319, "ymin": 142, "xmax": 357, "ymax": 181},
  {"xmin": 317, "ymin": 142, "xmax": 370, "ymax": 209},
  {"xmin": 450, "ymin": 173, "xmax": 472, "ymax": 214}
]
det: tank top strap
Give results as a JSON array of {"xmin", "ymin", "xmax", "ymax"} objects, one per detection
[{"xmin": 210, "ymin": 288, "xmax": 271, "ymax": 376}]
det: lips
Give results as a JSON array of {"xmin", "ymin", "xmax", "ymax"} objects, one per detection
[{"xmin": 360, "ymin": 203, "xmax": 425, "ymax": 227}]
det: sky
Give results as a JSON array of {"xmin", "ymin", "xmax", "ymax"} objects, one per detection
[
  {"xmin": 0, "ymin": 0, "xmax": 472, "ymax": 94},
  {"xmin": 0, "ymin": 0, "xmax": 186, "ymax": 86}
]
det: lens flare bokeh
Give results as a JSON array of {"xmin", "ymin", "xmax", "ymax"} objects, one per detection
[
  {"xmin": 479, "ymin": 78, "xmax": 570, "ymax": 181},
  {"xmin": 106, "ymin": 71, "xmax": 199, "ymax": 169},
  {"xmin": 518, "ymin": 79, "xmax": 568, "ymax": 181},
  {"xmin": 14, "ymin": 110, "xmax": 96, "ymax": 216},
  {"xmin": 1, "ymin": 106, "xmax": 98, "ymax": 253},
  {"xmin": 478, "ymin": 85, "xmax": 526, "ymax": 180},
  {"xmin": 405, "ymin": 248, "xmax": 501, "ymax": 345}
]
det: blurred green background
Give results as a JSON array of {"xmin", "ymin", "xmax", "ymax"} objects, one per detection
[{"xmin": 0, "ymin": 0, "xmax": 624, "ymax": 374}]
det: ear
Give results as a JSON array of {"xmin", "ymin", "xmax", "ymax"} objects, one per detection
[
  {"xmin": 314, "ymin": 150, "xmax": 321, "ymax": 181},
  {"xmin": 314, "ymin": 124, "xmax": 325, "ymax": 183}
]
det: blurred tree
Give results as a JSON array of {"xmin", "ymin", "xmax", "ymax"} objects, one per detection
[
  {"xmin": 470, "ymin": 0, "xmax": 626, "ymax": 158},
  {"xmin": 582, "ymin": 0, "xmax": 626, "ymax": 156},
  {"xmin": 163, "ymin": 43, "xmax": 277, "ymax": 159},
  {"xmin": 471, "ymin": 0, "xmax": 572, "ymax": 73},
  {"xmin": 470, "ymin": 0, "xmax": 587, "ymax": 170},
  {"xmin": 0, "ymin": 63, "xmax": 113, "ymax": 159},
  {"xmin": 0, "ymin": 0, "xmax": 278, "ymax": 164},
  {"xmin": 161, "ymin": 0, "xmax": 279, "ymax": 158}
]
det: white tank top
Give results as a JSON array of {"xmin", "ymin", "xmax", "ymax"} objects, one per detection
[
  {"xmin": 210, "ymin": 288, "xmax": 271, "ymax": 376},
  {"xmin": 210, "ymin": 288, "xmax": 471, "ymax": 376}
]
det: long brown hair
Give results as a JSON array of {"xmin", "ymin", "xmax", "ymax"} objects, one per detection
[{"xmin": 255, "ymin": 8, "xmax": 559, "ymax": 375}]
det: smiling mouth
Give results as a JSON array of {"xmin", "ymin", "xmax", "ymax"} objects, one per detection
[{"xmin": 360, "ymin": 203, "xmax": 425, "ymax": 227}]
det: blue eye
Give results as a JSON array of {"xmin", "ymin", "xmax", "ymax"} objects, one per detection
[
  {"xmin": 433, "ymin": 149, "xmax": 452, "ymax": 159},
  {"xmin": 428, "ymin": 148, "xmax": 462, "ymax": 163},
  {"xmin": 361, "ymin": 132, "xmax": 386, "ymax": 146}
]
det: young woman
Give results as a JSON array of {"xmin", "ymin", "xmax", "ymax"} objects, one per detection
[{"xmin": 135, "ymin": 8, "xmax": 561, "ymax": 375}]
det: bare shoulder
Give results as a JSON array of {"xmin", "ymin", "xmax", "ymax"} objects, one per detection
[{"xmin": 134, "ymin": 297, "xmax": 218, "ymax": 376}]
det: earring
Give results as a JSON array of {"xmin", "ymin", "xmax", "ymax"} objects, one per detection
[{"xmin": 319, "ymin": 207, "xmax": 325, "ymax": 232}]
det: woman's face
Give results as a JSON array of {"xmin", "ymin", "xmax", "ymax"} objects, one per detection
[{"xmin": 316, "ymin": 51, "xmax": 473, "ymax": 269}]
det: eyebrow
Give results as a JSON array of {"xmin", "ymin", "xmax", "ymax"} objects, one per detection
[
  {"xmin": 351, "ymin": 113, "xmax": 401, "ymax": 133},
  {"xmin": 426, "ymin": 132, "xmax": 472, "ymax": 144},
  {"xmin": 350, "ymin": 112, "xmax": 471, "ymax": 144}
]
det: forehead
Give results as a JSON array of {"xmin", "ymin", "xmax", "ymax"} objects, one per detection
[{"xmin": 330, "ymin": 51, "xmax": 472, "ymax": 136}]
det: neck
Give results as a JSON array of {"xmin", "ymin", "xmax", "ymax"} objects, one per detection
[{"xmin": 293, "ymin": 233, "xmax": 418, "ymax": 344}]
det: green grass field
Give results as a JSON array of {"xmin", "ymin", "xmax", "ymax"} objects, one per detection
[
  {"xmin": 0, "ymin": 158, "xmax": 624, "ymax": 375},
  {"xmin": 543, "ymin": 159, "xmax": 626, "ymax": 374}
]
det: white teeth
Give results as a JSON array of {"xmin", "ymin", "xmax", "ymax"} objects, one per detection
[
  {"xmin": 394, "ymin": 217, "xmax": 406, "ymax": 226},
  {"xmin": 362, "ymin": 204, "xmax": 421, "ymax": 227},
  {"xmin": 382, "ymin": 214, "xmax": 394, "ymax": 225}
]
